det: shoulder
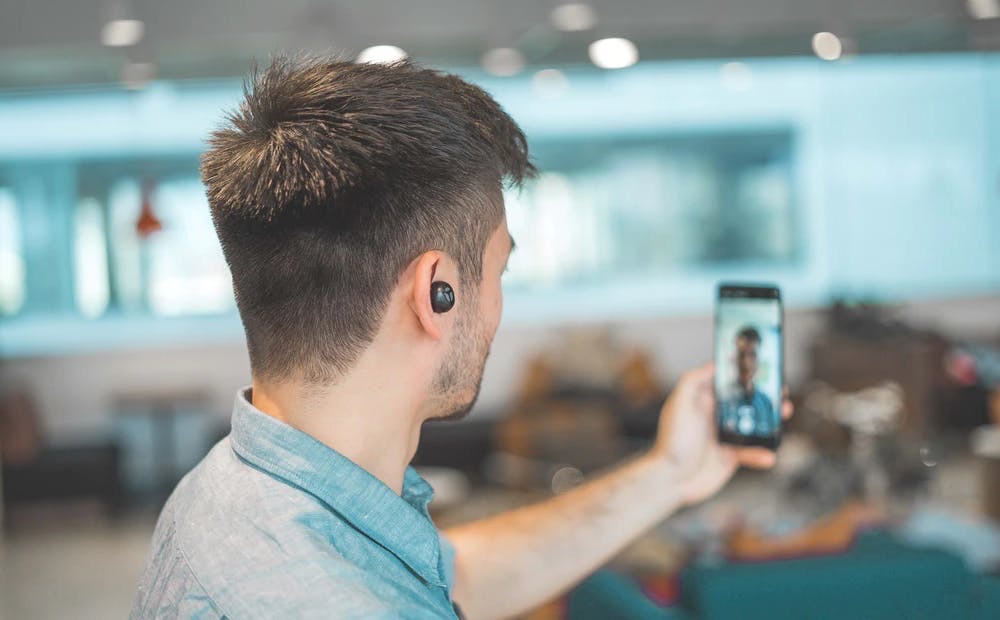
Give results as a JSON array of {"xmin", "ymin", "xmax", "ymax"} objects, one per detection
[
  {"xmin": 131, "ymin": 500, "xmax": 224, "ymax": 619},
  {"xmin": 754, "ymin": 390, "xmax": 775, "ymax": 411},
  {"xmin": 146, "ymin": 438, "xmax": 413, "ymax": 619}
]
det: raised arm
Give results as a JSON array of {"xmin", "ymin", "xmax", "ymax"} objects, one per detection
[{"xmin": 444, "ymin": 364, "xmax": 790, "ymax": 620}]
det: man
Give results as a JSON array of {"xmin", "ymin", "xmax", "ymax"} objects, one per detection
[
  {"xmin": 720, "ymin": 326, "xmax": 777, "ymax": 437},
  {"xmin": 132, "ymin": 58, "xmax": 788, "ymax": 619}
]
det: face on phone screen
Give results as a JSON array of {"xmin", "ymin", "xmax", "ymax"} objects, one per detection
[{"xmin": 715, "ymin": 287, "xmax": 782, "ymax": 446}]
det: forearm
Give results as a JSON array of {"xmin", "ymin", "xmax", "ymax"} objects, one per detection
[{"xmin": 444, "ymin": 451, "xmax": 684, "ymax": 620}]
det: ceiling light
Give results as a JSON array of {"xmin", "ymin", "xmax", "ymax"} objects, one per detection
[
  {"xmin": 588, "ymin": 37, "xmax": 638, "ymax": 69},
  {"xmin": 551, "ymin": 3, "xmax": 597, "ymax": 32},
  {"xmin": 481, "ymin": 47, "xmax": 526, "ymax": 77},
  {"xmin": 356, "ymin": 45, "xmax": 408, "ymax": 65},
  {"xmin": 101, "ymin": 19, "xmax": 144, "ymax": 47},
  {"xmin": 811, "ymin": 32, "xmax": 842, "ymax": 61},
  {"xmin": 532, "ymin": 69, "xmax": 569, "ymax": 99},
  {"xmin": 968, "ymin": 0, "xmax": 1000, "ymax": 19}
]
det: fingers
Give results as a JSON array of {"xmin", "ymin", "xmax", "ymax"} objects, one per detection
[
  {"xmin": 683, "ymin": 363, "xmax": 714, "ymax": 384},
  {"xmin": 735, "ymin": 447, "xmax": 777, "ymax": 469},
  {"xmin": 680, "ymin": 363, "xmax": 714, "ymax": 393},
  {"xmin": 781, "ymin": 386, "xmax": 794, "ymax": 420}
]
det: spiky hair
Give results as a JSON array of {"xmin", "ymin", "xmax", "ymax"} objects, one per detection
[
  {"xmin": 202, "ymin": 56, "xmax": 535, "ymax": 383},
  {"xmin": 202, "ymin": 56, "xmax": 534, "ymax": 222}
]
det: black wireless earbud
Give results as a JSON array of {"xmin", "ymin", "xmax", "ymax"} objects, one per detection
[{"xmin": 430, "ymin": 281, "xmax": 455, "ymax": 313}]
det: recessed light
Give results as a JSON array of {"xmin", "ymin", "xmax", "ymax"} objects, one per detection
[
  {"xmin": 968, "ymin": 0, "xmax": 1000, "ymax": 19},
  {"xmin": 812, "ymin": 32, "xmax": 842, "ymax": 61},
  {"xmin": 357, "ymin": 45, "xmax": 408, "ymax": 65},
  {"xmin": 588, "ymin": 37, "xmax": 638, "ymax": 69},
  {"xmin": 101, "ymin": 19, "xmax": 144, "ymax": 47}
]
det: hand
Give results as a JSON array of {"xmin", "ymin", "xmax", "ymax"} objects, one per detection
[{"xmin": 650, "ymin": 364, "xmax": 793, "ymax": 506}]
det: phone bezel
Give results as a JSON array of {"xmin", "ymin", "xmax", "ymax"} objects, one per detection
[{"xmin": 714, "ymin": 283, "xmax": 784, "ymax": 451}]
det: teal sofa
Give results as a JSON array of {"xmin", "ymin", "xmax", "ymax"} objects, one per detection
[{"xmin": 568, "ymin": 533, "xmax": 1000, "ymax": 619}]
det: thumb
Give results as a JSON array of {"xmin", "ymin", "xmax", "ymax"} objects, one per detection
[{"xmin": 679, "ymin": 363, "xmax": 714, "ymax": 394}]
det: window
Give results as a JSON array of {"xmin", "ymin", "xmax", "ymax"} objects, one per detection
[
  {"xmin": 504, "ymin": 131, "xmax": 797, "ymax": 291},
  {"xmin": 0, "ymin": 188, "xmax": 26, "ymax": 316},
  {"xmin": 145, "ymin": 178, "xmax": 233, "ymax": 316},
  {"xmin": 107, "ymin": 178, "xmax": 145, "ymax": 313},
  {"xmin": 107, "ymin": 175, "xmax": 234, "ymax": 316},
  {"xmin": 74, "ymin": 197, "xmax": 110, "ymax": 318}
]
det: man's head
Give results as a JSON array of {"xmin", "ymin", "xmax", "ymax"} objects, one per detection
[
  {"xmin": 734, "ymin": 326, "xmax": 761, "ymax": 389},
  {"xmin": 202, "ymin": 57, "xmax": 533, "ymax": 419}
]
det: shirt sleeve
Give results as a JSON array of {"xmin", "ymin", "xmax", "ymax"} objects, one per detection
[{"xmin": 754, "ymin": 392, "xmax": 776, "ymax": 431}]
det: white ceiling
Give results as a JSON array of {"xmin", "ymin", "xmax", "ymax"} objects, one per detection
[{"xmin": 0, "ymin": 0, "xmax": 997, "ymax": 89}]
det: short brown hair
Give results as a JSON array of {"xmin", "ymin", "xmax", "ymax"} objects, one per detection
[
  {"xmin": 736, "ymin": 326, "xmax": 761, "ymax": 344},
  {"xmin": 202, "ymin": 57, "xmax": 534, "ymax": 383}
]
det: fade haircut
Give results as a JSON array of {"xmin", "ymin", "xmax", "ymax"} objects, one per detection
[{"xmin": 202, "ymin": 57, "xmax": 535, "ymax": 383}]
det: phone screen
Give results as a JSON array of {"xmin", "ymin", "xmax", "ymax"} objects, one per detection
[{"xmin": 715, "ymin": 284, "xmax": 783, "ymax": 449}]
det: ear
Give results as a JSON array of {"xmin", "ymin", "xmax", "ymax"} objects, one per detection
[{"xmin": 407, "ymin": 250, "xmax": 457, "ymax": 341}]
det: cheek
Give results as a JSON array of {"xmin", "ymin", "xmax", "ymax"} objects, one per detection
[{"xmin": 484, "ymin": 281, "xmax": 503, "ymax": 333}]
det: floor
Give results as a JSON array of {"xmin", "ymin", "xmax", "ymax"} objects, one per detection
[
  {"xmin": 0, "ymin": 451, "xmax": 991, "ymax": 619},
  {"xmin": 0, "ymin": 507, "xmax": 155, "ymax": 620}
]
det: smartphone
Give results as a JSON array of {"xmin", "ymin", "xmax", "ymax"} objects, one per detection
[{"xmin": 715, "ymin": 283, "xmax": 783, "ymax": 450}]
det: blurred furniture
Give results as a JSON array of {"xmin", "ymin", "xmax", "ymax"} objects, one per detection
[
  {"xmin": 809, "ymin": 302, "xmax": 951, "ymax": 440},
  {"xmin": 568, "ymin": 533, "xmax": 1000, "ymax": 620},
  {"xmin": 973, "ymin": 425, "xmax": 1000, "ymax": 523},
  {"xmin": 568, "ymin": 570, "xmax": 692, "ymax": 620},
  {"xmin": 938, "ymin": 342, "xmax": 1000, "ymax": 431},
  {"xmin": 810, "ymin": 336, "xmax": 944, "ymax": 439},
  {"xmin": 725, "ymin": 500, "xmax": 885, "ymax": 562},
  {"xmin": 412, "ymin": 418, "xmax": 496, "ymax": 477},
  {"xmin": 113, "ymin": 391, "xmax": 212, "ymax": 499},
  {"xmin": 489, "ymin": 344, "xmax": 665, "ymax": 491},
  {"xmin": 2, "ymin": 444, "xmax": 122, "ymax": 517},
  {"xmin": 497, "ymin": 397, "xmax": 624, "ymax": 476},
  {"xmin": 416, "ymin": 335, "xmax": 665, "ymax": 493},
  {"xmin": 805, "ymin": 382, "xmax": 904, "ymax": 504},
  {"xmin": 0, "ymin": 390, "xmax": 122, "ymax": 520}
]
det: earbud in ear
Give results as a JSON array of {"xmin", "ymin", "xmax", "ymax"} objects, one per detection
[{"xmin": 430, "ymin": 281, "xmax": 455, "ymax": 313}]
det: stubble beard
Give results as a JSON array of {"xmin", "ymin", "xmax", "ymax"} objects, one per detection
[{"xmin": 428, "ymin": 304, "xmax": 492, "ymax": 423}]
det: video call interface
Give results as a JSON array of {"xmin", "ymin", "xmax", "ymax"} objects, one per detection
[{"xmin": 715, "ymin": 296, "xmax": 782, "ymax": 438}]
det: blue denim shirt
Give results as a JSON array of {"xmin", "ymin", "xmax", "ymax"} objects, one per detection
[
  {"xmin": 131, "ymin": 389, "xmax": 459, "ymax": 619},
  {"xmin": 719, "ymin": 385, "xmax": 777, "ymax": 436}
]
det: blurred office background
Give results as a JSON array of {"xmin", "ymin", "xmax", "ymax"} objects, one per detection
[{"xmin": 2, "ymin": 1, "xmax": 1000, "ymax": 618}]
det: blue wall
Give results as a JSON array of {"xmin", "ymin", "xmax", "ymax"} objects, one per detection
[
  {"xmin": 466, "ymin": 54, "xmax": 1000, "ymax": 321},
  {"xmin": 0, "ymin": 53, "xmax": 998, "ymax": 354}
]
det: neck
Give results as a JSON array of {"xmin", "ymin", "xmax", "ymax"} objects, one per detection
[{"xmin": 250, "ymin": 341, "xmax": 430, "ymax": 495}]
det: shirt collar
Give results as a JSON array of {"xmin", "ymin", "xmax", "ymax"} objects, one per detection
[{"xmin": 228, "ymin": 388, "xmax": 445, "ymax": 587}]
